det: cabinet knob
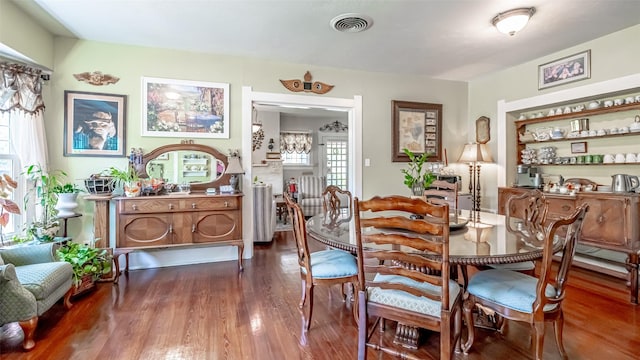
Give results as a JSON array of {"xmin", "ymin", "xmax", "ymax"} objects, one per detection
[
  {"xmin": 224, "ymin": 201, "xmax": 229, "ymax": 207},
  {"xmin": 192, "ymin": 224, "xmax": 196, "ymax": 233},
  {"xmin": 132, "ymin": 204, "xmax": 137, "ymax": 210},
  {"xmin": 168, "ymin": 203, "xmax": 174, "ymax": 210},
  {"xmin": 192, "ymin": 203, "xmax": 197, "ymax": 209}
]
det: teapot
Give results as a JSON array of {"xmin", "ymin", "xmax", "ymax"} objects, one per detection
[{"xmin": 611, "ymin": 174, "xmax": 640, "ymax": 193}]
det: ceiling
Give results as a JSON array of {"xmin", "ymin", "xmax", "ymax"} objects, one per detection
[{"xmin": 11, "ymin": 0, "xmax": 640, "ymax": 82}]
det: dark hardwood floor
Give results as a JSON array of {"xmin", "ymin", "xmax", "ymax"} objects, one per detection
[{"xmin": 2, "ymin": 231, "xmax": 640, "ymax": 359}]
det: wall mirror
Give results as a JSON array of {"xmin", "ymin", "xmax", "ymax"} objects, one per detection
[{"xmin": 140, "ymin": 143, "xmax": 230, "ymax": 191}]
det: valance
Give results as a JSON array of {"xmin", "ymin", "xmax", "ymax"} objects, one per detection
[
  {"xmin": 0, "ymin": 63, "xmax": 45, "ymax": 114},
  {"xmin": 280, "ymin": 132, "xmax": 312, "ymax": 154}
]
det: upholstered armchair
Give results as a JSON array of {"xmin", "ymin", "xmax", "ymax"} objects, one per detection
[
  {"xmin": 0, "ymin": 243, "xmax": 74, "ymax": 351},
  {"xmin": 297, "ymin": 175, "xmax": 326, "ymax": 217}
]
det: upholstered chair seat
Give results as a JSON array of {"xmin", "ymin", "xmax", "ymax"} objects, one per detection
[{"xmin": 304, "ymin": 249, "xmax": 358, "ymax": 279}]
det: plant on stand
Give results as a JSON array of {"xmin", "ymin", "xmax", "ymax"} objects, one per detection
[
  {"xmin": 401, "ymin": 148, "xmax": 435, "ymax": 196},
  {"xmin": 0, "ymin": 174, "xmax": 21, "ymax": 245},
  {"xmin": 23, "ymin": 164, "xmax": 66, "ymax": 242},
  {"xmin": 56, "ymin": 242, "xmax": 112, "ymax": 295},
  {"xmin": 53, "ymin": 183, "xmax": 83, "ymax": 218}
]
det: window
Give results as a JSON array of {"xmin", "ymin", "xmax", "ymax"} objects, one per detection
[
  {"xmin": 0, "ymin": 113, "xmax": 23, "ymax": 242},
  {"xmin": 323, "ymin": 138, "xmax": 348, "ymax": 189},
  {"xmin": 282, "ymin": 151, "xmax": 310, "ymax": 165}
]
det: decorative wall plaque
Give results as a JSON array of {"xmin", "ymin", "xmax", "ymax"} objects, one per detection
[
  {"xmin": 73, "ymin": 71, "xmax": 120, "ymax": 86},
  {"xmin": 280, "ymin": 71, "xmax": 334, "ymax": 94}
]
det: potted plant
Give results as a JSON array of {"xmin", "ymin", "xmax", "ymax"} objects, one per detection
[
  {"xmin": 106, "ymin": 165, "xmax": 141, "ymax": 197},
  {"xmin": 56, "ymin": 242, "xmax": 112, "ymax": 294},
  {"xmin": 0, "ymin": 174, "xmax": 21, "ymax": 245},
  {"xmin": 23, "ymin": 164, "xmax": 67, "ymax": 242},
  {"xmin": 400, "ymin": 148, "xmax": 435, "ymax": 196},
  {"xmin": 53, "ymin": 183, "xmax": 83, "ymax": 217}
]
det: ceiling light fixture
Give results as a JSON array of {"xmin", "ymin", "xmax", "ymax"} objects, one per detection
[{"xmin": 491, "ymin": 7, "xmax": 535, "ymax": 36}]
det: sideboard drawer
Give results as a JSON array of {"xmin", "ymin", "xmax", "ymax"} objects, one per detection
[
  {"xmin": 184, "ymin": 197, "xmax": 239, "ymax": 211},
  {"xmin": 117, "ymin": 198, "xmax": 182, "ymax": 214}
]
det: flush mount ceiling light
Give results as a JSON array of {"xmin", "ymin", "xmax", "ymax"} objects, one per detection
[
  {"xmin": 491, "ymin": 7, "xmax": 535, "ymax": 36},
  {"xmin": 330, "ymin": 13, "xmax": 373, "ymax": 33}
]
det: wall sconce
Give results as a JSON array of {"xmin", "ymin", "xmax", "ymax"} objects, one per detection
[
  {"xmin": 491, "ymin": 7, "xmax": 535, "ymax": 36},
  {"xmin": 268, "ymin": 138, "xmax": 274, "ymax": 151}
]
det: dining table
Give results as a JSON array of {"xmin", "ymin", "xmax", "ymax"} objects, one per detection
[
  {"xmin": 306, "ymin": 209, "xmax": 560, "ymax": 268},
  {"xmin": 306, "ymin": 208, "xmax": 561, "ymax": 349}
]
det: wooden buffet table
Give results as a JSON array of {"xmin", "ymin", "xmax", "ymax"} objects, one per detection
[
  {"xmin": 113, "ymin": 193, "xmax": 244, "ymax": 270},
  {"xmin": 498, "ymin": 187, "xmax": 640, "ymax": 303}
]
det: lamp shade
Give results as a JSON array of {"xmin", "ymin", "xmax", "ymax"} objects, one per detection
[
  {"xmin": 225, "ymin": 156, "xmax": 244, "ymax": 175},
  {"xmin": 458, "ymin": 143, "xmax": 493, "ymax": 163},
  {"xmin": 492, "ymin": 7, "xmax": 535, "ymax": 36}
]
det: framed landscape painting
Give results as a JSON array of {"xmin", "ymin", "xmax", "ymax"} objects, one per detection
[
  {"xmin": 392, "ymin": 100, "xmax": 442, "ymax": 162},
  {"xmin": 63, "ymin": 91, "xmax": 127, "ymax": 157},
  {"xmin": 142, "ymin": 77, "xmax": 230, "ymax": 138}
]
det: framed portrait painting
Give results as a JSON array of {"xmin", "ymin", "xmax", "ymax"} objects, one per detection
[
  {"xmin": 538, "ymin": 50, "xmax": 591, "ymax": 90},
  {"xmin": 142, "ymin": 77, "xmax": 230, "ymax": 138},
  {"xmin": 63, "ymin": 91, "xmax": 127, "ymax": 157},
  {"xmin": 392, "ymin": 100, "xmax": 442, "ymax": 162}
]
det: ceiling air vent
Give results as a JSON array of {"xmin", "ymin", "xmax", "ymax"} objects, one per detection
[{"xmin": 330, "ymin": 13, "xmax": 373, "ymax": 33}]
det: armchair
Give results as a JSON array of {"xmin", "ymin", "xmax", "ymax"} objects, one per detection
[
  {"xmin": 0, "ymin": 243, "xmax": 74, "ymax": 351},
  {"xmin": 297, "ymin": 176, "xmax": 326, "ymax": 217}
]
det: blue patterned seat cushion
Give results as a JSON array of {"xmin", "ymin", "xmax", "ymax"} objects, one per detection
[
  {"xmin": 302, "ymin": 249, "xmax": 357, "ymax": 279},
  {"xmin": 14, "ymin": 262, "xmax": 74, "ymax": 300},
  {"xmin": 467, "ymin": 269, "xmax": 558, "ymax": 313},
  {"xmin": 368, "ymin": 274, "xmax": 461, "ymax": 317}
]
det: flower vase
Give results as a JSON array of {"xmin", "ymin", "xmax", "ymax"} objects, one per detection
[
  {"xmin": 55, "ymin": 193, "xmax": 79, "ymax": 217},
  {"xmin": 412, "ymin": 183, "xmax": 424, "ymax": 197},
  {"xmin": 124, "ymin": 181, "xmax": 141, "ymax": 197}
]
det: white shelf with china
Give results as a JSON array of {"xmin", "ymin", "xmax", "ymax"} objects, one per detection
[{"xmin": 515, "ymin": 100, "xmax": 640, "ymax": 166}]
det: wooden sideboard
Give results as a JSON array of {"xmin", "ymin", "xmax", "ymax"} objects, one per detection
[
  {"xmin": 498, "ymin": 187, "xmax": 640, "ymax": 303},
  {"xmin": 114, "ymin": 193, "xmax": 244, "ymax": 270}
]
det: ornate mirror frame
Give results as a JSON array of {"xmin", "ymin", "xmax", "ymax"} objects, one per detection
[{"xmin": 140, "ymin": 143, "xmax": 231, "ymax": 192}]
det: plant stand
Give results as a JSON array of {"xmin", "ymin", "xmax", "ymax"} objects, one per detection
[{"xmin": 72, "ymin": 274, "xmax": 96, "ymax": 296}]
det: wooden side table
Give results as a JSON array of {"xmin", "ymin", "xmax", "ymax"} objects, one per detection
[
  {"xmin": 274, "ymin": 195, "xmax": 287, "ymax": 224},
  {"xmin": 112, "ymin": 248, "xmax": 133, "ymax": 284},
  {"xmin": 84, "ymin": 194, "xmax": 113, "ymax": 248}
]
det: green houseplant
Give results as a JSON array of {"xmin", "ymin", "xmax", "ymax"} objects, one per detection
[
  {"xmin": 56, "ymin": 242, "xmax": 112, "ymax": 289},
  {"xmin": 23, "ymin": 164, "xmax": 67, "ymax": 241},
  {"xmin": 400, "ymin": 148, "xmax": 435, "ymax": 196},
  {"xmin": 106, "ymin": 166, "xmax": 141, "ymax": 197}
]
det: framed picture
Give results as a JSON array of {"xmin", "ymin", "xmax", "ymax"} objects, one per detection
[
  {"xmin": 392, "ymin": 100, "xmax": 442, "ymax": 162},
  {"xmin": 538, "ymin": 50, "xmax": 591, "ymax": 90},
  {"xmin": 142, "ymin": 77, "xmax": 230, "ymax": 138},
  {"xmin": 571, "ymin": 141, "xmax": 587, "ymax": 154},
  {"xmin": 63, "ymin": 91, "xmax": 127, "ymax": 157}
]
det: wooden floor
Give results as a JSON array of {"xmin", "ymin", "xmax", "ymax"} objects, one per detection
[{"xmin": 2, "ymin": 231, "xmax": 640, "ymax": 359}]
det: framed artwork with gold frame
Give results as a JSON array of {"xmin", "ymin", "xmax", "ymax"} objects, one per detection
[
  {"xmin": 392, "ymin": 100, "xmax": 442, "ymax": 162},
  {"xmin": 476, "ymin": 116, "xmax": 490, "ymax": 144}
]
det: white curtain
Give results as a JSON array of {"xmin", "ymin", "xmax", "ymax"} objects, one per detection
[
  {"xmin": 280, "ymin": 132, "xmax": 312, "ymax": 154},
  {"xmin": 0, "ymin": 63, "xmax": 48, "ymax": 169}
]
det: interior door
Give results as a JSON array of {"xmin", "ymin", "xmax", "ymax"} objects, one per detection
[{"xmin": 319, "ymin": 134, "xmax": 348, "ymax": 189}]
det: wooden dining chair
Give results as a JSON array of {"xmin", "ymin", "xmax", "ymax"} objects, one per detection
[
  {"xmin": 423, "ymin": 179, "xmax": 458, "ymax": 209},
  {"xmin": 462, "ymin": 201, "xmax": 589, "ymax": 360},
  {"xmin": 353, "ymin": 195, "xmax": 462, "ymax": 360},
  {"xmin": 488, "ymin": 190, "xmax": 549, "ymax": 276},
  {"xmin": 321, "ymin": 184, "xmax": 353, "ymax": 218},
  {"xmin": 283, "ymin": 193, "xmax": 359, "ymax": 333}
]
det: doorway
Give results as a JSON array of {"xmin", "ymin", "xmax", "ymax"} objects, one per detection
[{"xmin": 241, "ymin": 87, "xmax": 362, "ymax": 258}]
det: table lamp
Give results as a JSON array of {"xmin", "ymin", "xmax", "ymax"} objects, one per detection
[
  {"xmin": 458, "ymin": 143, "xmax": 493, "ymax": 211},
  {"xmin": 225, "ymin": 156, "xmax": 244, "ymax": 193}
]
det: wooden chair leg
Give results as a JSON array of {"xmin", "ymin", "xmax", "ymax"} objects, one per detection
[
  {"xmin": 554, "ymin": 312, "xmax": 568, "ymax": 359},
  {"xmin": 18, "ymin": 316, "xmax": 38, "ymax": 351},
  {"xmin": 299, "ymin": 278, "xmax": 306, "ymax": 308},
  {"xmin": 63, "ymin": 287, "xmax": 74, "ymax": 309},
  {"xmin": 357, "ymin": 290, "xmax": 367, "ymax": 360},
  {"xmin": 462, "ymin": 298, "xmax": 475, "ymax": 353},
  {"xmin": 533, "ymin": 321, "xmax": 545, "ymax": 360},
  {"xmin": 304, "ymin": 284, "xmax": 314, "ymax": 331}
]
